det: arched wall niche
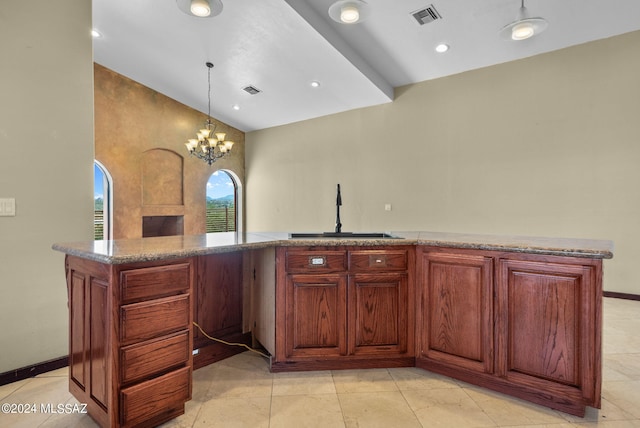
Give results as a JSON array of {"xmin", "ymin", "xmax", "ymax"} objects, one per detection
[{"xmin": 142, "ymin": 148, "xmax": 184, "ymax": 206}]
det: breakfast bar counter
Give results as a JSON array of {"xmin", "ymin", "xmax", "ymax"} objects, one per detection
[
  {"xmin": 53, "ymin": 231, "xmax": 613, "ymax": 427},
  {"xmin": 53, "ymin": 230, "xmax": 613, "ymax": 264}
]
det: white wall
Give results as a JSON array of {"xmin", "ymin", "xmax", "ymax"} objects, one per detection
[
  {"xmin": 0, "ymin": 1, "xmax": 94, "ymax": 372},
  {"xmin": 246, "ymin": 30, "xmax": 640, "ymax": 295}
]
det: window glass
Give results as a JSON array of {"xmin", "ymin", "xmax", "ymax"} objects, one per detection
[
  {"xmin": 94, "ymin": 161, "xmax": 112, "ymax": 240},
  {"xmin": 206, "ymin": 170, "xmax": 236, "ymax": 233}
]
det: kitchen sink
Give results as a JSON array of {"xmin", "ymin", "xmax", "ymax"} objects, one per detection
[{"xmin": 289, "ymin": 232, "xmax": 402, "ymax": 239}]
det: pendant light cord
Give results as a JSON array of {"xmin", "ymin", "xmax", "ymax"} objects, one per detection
[{"xmin": 206, "ymin": 62, "xmax": 214, "ymax": 128}]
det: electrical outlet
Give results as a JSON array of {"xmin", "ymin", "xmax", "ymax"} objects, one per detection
[
  {"xmin": 384, "ymin": 204, "xmax": 392, "ymax": 211},
  {"xmin": 0, "ymin": 198, "xmax": 16, "ymax": 216}
]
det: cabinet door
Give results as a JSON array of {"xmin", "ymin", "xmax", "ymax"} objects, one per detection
[
  {"xmin": 66, "ymin": 256, "xmax": 112, "ymax": 420},
  {"xmin": 348, "ymin": 273, "xmax": 409, "ymax": 356},
  {"xmin": 420, "ymin": 251, "xmax": 494, "ymax": 374},
  {"xmin": 496, "ymin": 258, "xmax": 600, "ymax": 405},
  {"xmin": 285, "ymin": 274, "xmax": 347, "ymax": 358}
]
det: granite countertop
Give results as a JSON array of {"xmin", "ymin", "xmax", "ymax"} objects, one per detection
[{"xmin": 52, "ymin": 231, "xmax": 614, "ymax": 265}]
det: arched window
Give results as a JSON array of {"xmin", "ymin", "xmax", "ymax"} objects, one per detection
[
  {"xmin": 206, "ymin": 170, "xmax": 240, "ymax": 233},
  {"xmin": 94, "ymin": 161, "xmax": 113, "ymax": 240}
]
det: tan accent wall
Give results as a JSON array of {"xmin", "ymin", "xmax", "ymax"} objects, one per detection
[
  {"xmin": 246, "ymin": 30, "xmax": 640, "ymax": 295},
  {"xmin": 94, "ymin": 64, "xmax": 245, "ymax": 239}
]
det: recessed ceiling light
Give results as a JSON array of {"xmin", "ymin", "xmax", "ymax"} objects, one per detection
[
  {"xmin": 435, "ymin": 43, "xmax": 449, "ymax": 53},
  {"xmin": 310, "ymin": 81, "xmax": 320, "ymax": 88},
  {"xmin": 190, "ymin": 0, "xmax": 211, "ymax": 17},
  {"xmin": 328, "ymin": 0, "xmax": 371, "ymax": 24},
  {"xmin": 232, "ymin": 104, "xmax": 240, "ymax": 111},
  {"xmin": 91, "ymin": 29, "xmax": 102, "ymax": 38},
  {"xmin": 176, "ymin": 0, "xmax": 224, "ymax": 18}
]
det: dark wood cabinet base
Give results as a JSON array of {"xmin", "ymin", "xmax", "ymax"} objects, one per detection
[
  {"xmin": 57, "ymin": 236, "xmax": 609, "ymax": 426},
  {"xmin": 416, "ymin": 357, "xmax": 588, "ymax": 417},
  {"xmin": 193, "ymin": 332, "xmax": 253, "ymax": 370},
  {"xmin": 270, "ymin": 356, "xmax": 415, "ymax": 372}
]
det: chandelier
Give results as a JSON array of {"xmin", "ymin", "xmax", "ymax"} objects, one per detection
[{"xmin": 185, "ymin": 62, "xmax": 234, "ymax": 165}]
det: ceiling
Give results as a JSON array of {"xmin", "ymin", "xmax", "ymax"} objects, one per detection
[{"xmin": 92, "ymin": 0, "xmax": 640, "ymax": 132}]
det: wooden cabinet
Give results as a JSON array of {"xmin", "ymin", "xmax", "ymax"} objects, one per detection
[
  {"xmin": 416, "ymin": 247, "xmax": 602, "ymax": 417},
  {"xmin": 279, "ymin": 248, "xmax": 347, "ymax": 361},
  {"xmin": 285, "ymin": 273, "xmax": 347, "ymax": 358},
  {"xmin": 67, "ymin": 257, "xmax": 111, "ymax": 427},
  {"xmin": 419, "ymin": 250, "xmax": 494, "ymax": 374},
  {"xmin": 349, "ymin": 248, "xmax": 410, "ymax": 356},
  {"xmin": 274, "ymin": 246, "xmax": 414, "ymax": 371},
  {"xmin": 60, "ymin": 235, "xmax": 608, "ymax": 424},
  {"xmin": 119, "ymin": 366, "xmax": 190, "ymax": 427},
  {"xmin": 348, "ymin": 272, "xmax": 409, "ymax": 356},
  {"xmin": 496, "ymin": 257, "xmax": 601, "ymax": 411},
  {"xmin": 120, "ymin": 331, "xmax": 190, "ymax": 384},
  {"xmin": 65, "ymin": 256, "xmax": 194, "ymax": 428},
  {"xmin": 117, "ymin": 261, "xmax": 193, "ymax": 428}
]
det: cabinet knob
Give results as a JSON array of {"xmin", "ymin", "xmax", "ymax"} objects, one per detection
[{"xmin": 369, "ymin": 255, "xmax": 386, "ymax": 267}]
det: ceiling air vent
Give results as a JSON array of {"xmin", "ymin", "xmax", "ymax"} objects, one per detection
[
  {"xmin": 411, "ymin": 5, "xmax": 441, "ymax": 25},
  {"xmin": 243, "ymin": 85, "xmax": 261, "ymax": 95}
]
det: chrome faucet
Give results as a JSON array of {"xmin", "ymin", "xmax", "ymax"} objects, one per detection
[{"xmin": 335, "ymin": 183, "xmax": 342, "ymax": 233}]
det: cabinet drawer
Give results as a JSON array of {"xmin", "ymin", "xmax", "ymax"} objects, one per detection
[
  {"xmin": 120, "ymin": 366, "xmax": 190, "ymax": 427},
  {"xmin": 121, "ymin": 262, "xmax": 190, "ymax": 303},
  {"xmin": 121, "ymin": 330, "xmax": 190, "ymax": 384},
  {"xmin": 285, "ymin": 250, "xmax": 347, "ymax": 273},
  {"xmin": 121, "ymin": 294, "xmax": 190, "ymax": 343},
  {"xmin": 349, "ymin": 250, "xmax": 408, "ymax": 272}
]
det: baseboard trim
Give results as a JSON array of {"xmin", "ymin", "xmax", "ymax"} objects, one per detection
[
  {"xmin": 0, "ymin": 356, "xmax": 68, "ymax": 387},
  {"xmin": 604, "ymin": 291, "xmax": 640, "ymax": 301}
]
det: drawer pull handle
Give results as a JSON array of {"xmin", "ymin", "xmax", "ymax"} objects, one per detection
[
  {"xmin": 309, "ymin": 256, "xmax": 327, "ymax": 267},
  {"xmin": 369, "ymin": 255, "xmax": 387, "ymax": 267}
]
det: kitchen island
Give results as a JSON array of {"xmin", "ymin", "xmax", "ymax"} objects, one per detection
[{"xmin": 53, "ymin": 231, "xmax": 613, "ymax": 427}]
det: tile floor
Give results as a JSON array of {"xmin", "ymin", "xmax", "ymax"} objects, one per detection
[{"xmin": 1, "ymin": 297, "xmax": 639, "ymax": 427}]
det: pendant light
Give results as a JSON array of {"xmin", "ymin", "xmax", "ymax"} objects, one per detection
[{"xmin": 499, "ymin": 0, "xmax": 548, "ymax": 41}]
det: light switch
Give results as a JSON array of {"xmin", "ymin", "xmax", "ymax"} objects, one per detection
[
  {"xmin": 384, "ymin": 204, "xmax": 392, "ymax": 211},
  {"xmin": 0, "ymin": 198, "xmax": 16, "ymax": 216}
]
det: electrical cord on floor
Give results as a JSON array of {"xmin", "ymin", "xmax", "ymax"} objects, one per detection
[{"xmin": 192, "ymin": 321, "xmax": 271, "ymax": 359}]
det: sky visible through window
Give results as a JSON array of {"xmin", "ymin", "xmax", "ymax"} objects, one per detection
[
  {"xmin": 207, "ymin": 171, "xmax": 234, "ymax": 199},
  {"xmin": 94, "ymin": 164, "xmax": 104, "ymax": 200}
]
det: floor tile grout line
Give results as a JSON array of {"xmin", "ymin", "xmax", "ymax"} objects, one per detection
[
  {"xmin": 331, "ymin": 372, "xmax": 348, "ymax": 428},
  {"xmin": 35, "ymin": 394, "xmax": 78, "ymax": 428},
  {"xmin": 0, "ymin": 377, "xmax": 36, "ymax": 402},
  {"xmin": 391, "ymin": 369, "xmax": 438, "ymax": 428},
  {"xmin": 267, "ymin": 372, "xmax": 274, "ymax": 428},
  {"xmin": 457, "ymin": 384, "xmax": 506, "ymax": 427}
]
